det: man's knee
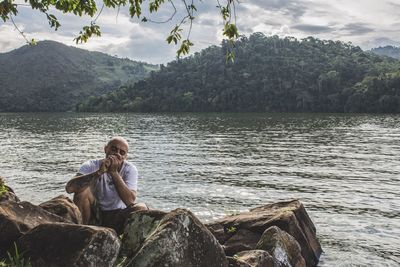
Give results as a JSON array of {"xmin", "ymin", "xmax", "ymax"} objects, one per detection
[{"xmin": 129, "ymin": 202, "xmax": 149, "ymax": 212}]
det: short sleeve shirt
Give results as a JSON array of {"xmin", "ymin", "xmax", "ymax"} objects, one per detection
[{"xmin": 78, "ymin": 159, "xmax": 138, "ymax": 210}]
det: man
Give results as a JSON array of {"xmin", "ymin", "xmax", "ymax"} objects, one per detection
[{"xmin": 66, "ymin": 136, "xmax": 147, "ymax": 234}]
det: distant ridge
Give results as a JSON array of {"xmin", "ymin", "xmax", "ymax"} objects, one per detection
[
  {"xmin": 0, "ymin": 41, "xmax": 158, "ymax": 111},
  {"xmin": 369, "ymin": 45, "xmax": 400, "ymax": 59}
]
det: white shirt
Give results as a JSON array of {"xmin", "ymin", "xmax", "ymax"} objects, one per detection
[{"xmin": 78, "ymin": 159, "xmax": 138, "ymax": 210}]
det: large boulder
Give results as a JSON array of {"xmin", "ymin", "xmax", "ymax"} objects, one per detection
[
  {"xmin": 257, "ymin": 226, "xmax": 305, "ymax": 267},
  {"xmin": 39, "ymin": 195, "xmax": 82, "ymax": 224},
  {"xmin": 0, "ymin": 201, "xmax": 68, "ymax": 257},
  {"xmin": 207, "ymin": 200, "xmax": 322, "ymax": 266},
  {"xmin": 121, "ymin": 208, "xmax": 228, "ymax": 267},
  {"xmin": 18, "ymin": 223, "xmax": 120, "ymax": 267}
]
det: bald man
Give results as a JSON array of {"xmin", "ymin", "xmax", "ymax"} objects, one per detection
[{"xmin": 66, "ymin": 137, "xmax": 147, "ymax": 234}]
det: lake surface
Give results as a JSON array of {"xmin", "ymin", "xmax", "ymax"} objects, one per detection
[{"xmin": 0, "ymin": 112, "xmax": 399, "ymax": 266}]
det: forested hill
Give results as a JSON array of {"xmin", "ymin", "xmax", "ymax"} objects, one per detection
[
  {"xmin": 78, "ymin": 33, "xmax": 400, "ymax": 113},
  {"xmin": 0, "ymin": 41, "xmax": 158, "ymax": 111},
  {"xmin": 370, "ymin": 46, "xmax": 400, "ymax": 59}
]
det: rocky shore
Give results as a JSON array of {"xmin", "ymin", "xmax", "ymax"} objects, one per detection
[{"xmin": 0, "ymin": 178, "xmax": 322, "ymax": 266}]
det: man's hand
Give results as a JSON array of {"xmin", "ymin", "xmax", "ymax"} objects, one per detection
[
  {"xmin": 99, "ymin": 158, "xmax": 111, "ymax": 174},
  {"xmin": 107, "ymin": 155, "xmax": 123, "ymax": 175}
]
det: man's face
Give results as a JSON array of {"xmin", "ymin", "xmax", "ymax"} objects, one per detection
[{"xmin": 104, "ymin": 140, "xmax": 129, "ymax": 161}]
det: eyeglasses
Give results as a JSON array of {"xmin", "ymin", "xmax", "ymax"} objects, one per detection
[{"xmin": 109, "ymin": 145, "xmax": 127, "ymax": 156}]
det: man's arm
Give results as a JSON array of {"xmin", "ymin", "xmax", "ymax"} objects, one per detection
[
  {"xmin": 65, "ymin": 160, "xmax": 108, "ymax": 194},
  {"xmin": 109, "ymin": 172, "xmax": 137, "ymax": 206},
  {"xmin": 107, "ymin": 155, "xmax": 137, "ymax": 206},
  {"xmin": 65, "ymin": 171, "xmax": 102, "ymax": 194}
]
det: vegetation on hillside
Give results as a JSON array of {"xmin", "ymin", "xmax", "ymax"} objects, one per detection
[
  {"xmin": 0, "ymin": 41, "xmax": 158, "ymax": 111},
  {"xmin": 77, "ymin": 33, "xmax": 400, "ymax": 113}
]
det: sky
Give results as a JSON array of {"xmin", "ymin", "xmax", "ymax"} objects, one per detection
[{"xmin": 1, "ymin": 0, "xmax": 400, "ymax": 64}]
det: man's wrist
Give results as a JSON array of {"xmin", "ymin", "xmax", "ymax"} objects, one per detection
[
  {"xmin": 109, "ymin": 171, "xmax": 120, "ymax": 179},
  {"xmin": 96, "ymin": 169, "xmax": 105, "ymax": 176}
]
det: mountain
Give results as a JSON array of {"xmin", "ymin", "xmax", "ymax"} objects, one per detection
[
  {"xmin": 0, "ymin": 41, "xmax": 158, "ymax": 111},
  {"xmin": 369, "ymin": 46, "xmax": 400, "ymax": 59},
  {"xmin": 78, "ymin": 33, "xmax": 400, "ymax": 113}
]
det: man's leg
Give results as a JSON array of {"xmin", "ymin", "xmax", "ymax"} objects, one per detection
[
  {"xmin": 73, "ymin": 187, "xmax": 95, "ymax": 224},
  {"xmin": 101, "ymin": 203, "xmax": 149, "ymax": 235}
]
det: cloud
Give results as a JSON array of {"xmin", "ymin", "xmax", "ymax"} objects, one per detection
[
  {"xmin": 1, "ymin": 0, "xmax": 400, "ymax": 62},
  {"xmin": 341, "ymin": 23, "xmax": 374, "ymax": 36},
  {"xmin": 292, "ymin": 24, "xmax": 334, "ymax": 34},
  {"xmin": 250, "ymin": 0, "xmax": 308, "ymax": 20}
]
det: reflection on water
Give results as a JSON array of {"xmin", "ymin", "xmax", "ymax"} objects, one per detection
[{"xmin": 0, "ymin": 112, "xmax": 399, "ymax": 266}]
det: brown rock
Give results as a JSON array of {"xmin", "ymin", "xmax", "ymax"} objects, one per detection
[
  {"xmin": 122, "ymin": 208, "xmax": 228, "ymax": 267},
  {"xmin": 209, "ymin": 200, "xmax": 322, "ymax": 266},
  {"xmin": 39, "ymin": 195, "xmax": 82, "ymax": 224},
  {"xmin": 207, "ymin": 222, "xmax": 234, "ymax": 244},
  {"xmin": 257, "ymin": 226, "xmax": 305, "ymax": 267},
  {"xmin": 234, "ymin": 250, "xmax": 276, "ymax": 267},
  {"xmin": 0, "ymin": 201, "xmax": 68, "ymax": 257},
  {"xmin": 223, "ymin": 229, "xmax": 261, "ymax": 256},
  {"xmin": 18, "ymin": 223, "xmax": 120, "ymax": 267}
]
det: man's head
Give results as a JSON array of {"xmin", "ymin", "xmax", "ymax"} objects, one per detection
[{"xmin": 104, "ymin": 136, "xmax": 129, "ymax": 161}]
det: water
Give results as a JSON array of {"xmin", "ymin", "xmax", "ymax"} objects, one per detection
[{"xmin": 0, "ymin": 112, "xmax": 399, "ymax": 266}]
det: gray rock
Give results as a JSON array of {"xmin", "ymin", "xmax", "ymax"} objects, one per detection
[
  {"xmin": 257, "ymin": 226, "xmax": 305, "ymax": 267},
  {"xmin": 122, "ymin": 208, "xmax": 228, "ymax": 267},
  {"xmin": 18, "ymin": 223, "xmax": 120, "ymax": 267},
  {"xmin": 121, "ymin": 209, "xmax": 167, "ymax": 257}
]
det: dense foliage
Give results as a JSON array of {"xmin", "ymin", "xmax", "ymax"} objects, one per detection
[
  {"xmin": 0, "ymin": 41, "xmax": 158, "ymax": 111},
  {"xmin": 78, "ymin": 33, "xmax": 400, "ymax": 113}
]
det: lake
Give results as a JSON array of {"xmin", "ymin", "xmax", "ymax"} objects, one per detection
[{"xmin": 0, "ymin": 112, "xmax": 399, "ymax": 266}]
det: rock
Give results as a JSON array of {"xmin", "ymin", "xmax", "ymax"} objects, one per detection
[
  {"xmin": 0, "ymin": 201, "xmax": 68, "ymax": 257},
  {"xmin": 207, "ymin": 200, "xmax": 322, "ymax": 266},
  {"xmin": 223, "ymin": 229, "xmax": 261, "ymax": 256},
  {"xmin": 0, "ymin": 185, "xmax": 20, "ymax": 203},
  {"xmin": 227, "ymin": 256, "xmax": 252, "ymax": 267},
  {"xmin": 18, "ymin": 223, "xmax": 120, "ymax": 267},
  {"xmin": 257, "ymin": 226, "xmax": 305, "ymax": 267},
  {"xmin": 121, "ymin": 208, "xmax": 228, "ymax": 267},
  {"xmin": 121, "ymin": 209, "xmax": 167, "ymax": 257},
  {"xmin": 39, "ymin": 195, "xmax": 82, "ymax": 224},
  {"xmin": 207, "ymin": 222, "xmax": 233, "ymax": 244},
  {"xmin": 0, "ymin": 177, "xmax": 19, "ymax": 203},
  {"xmin": 234, "ymin": 250, "xmax": 275, "ymax": 267}
]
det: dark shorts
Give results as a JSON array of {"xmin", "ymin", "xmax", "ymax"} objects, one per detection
[{"xmin": 90, "ymin": 202, "xmax": 145, "ymax": 235}]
